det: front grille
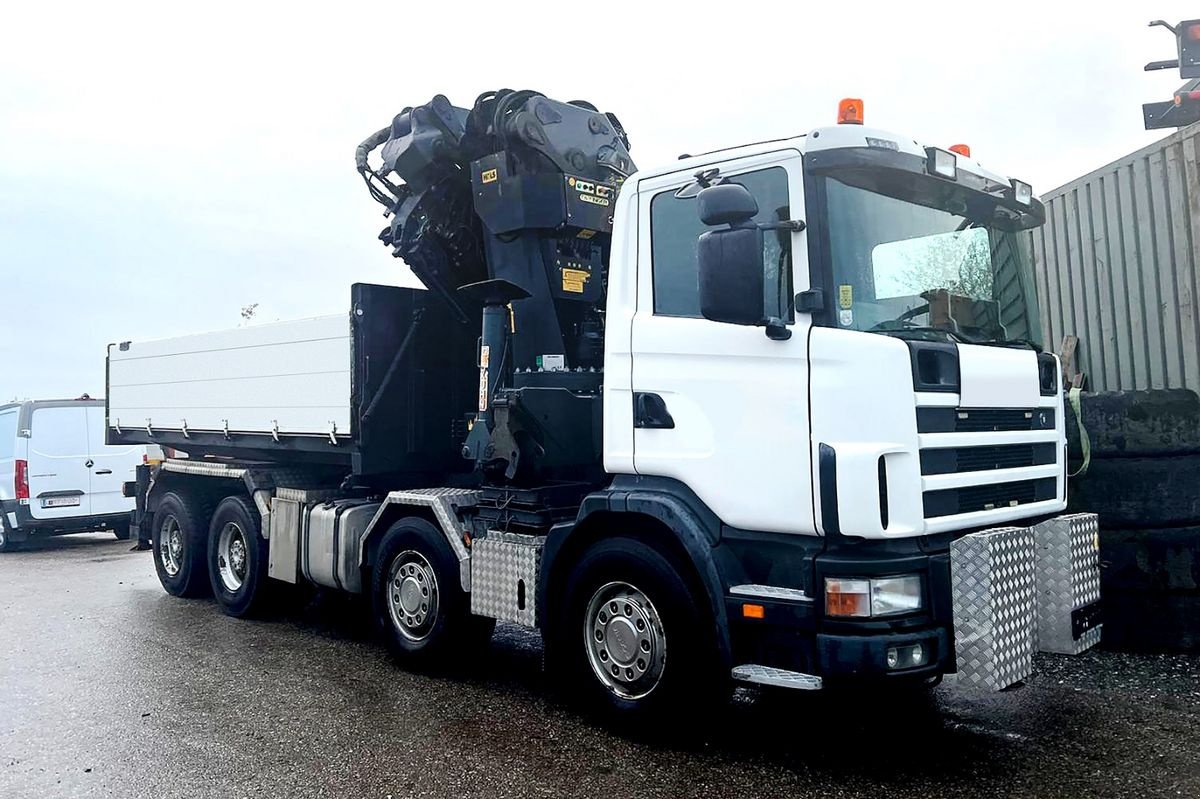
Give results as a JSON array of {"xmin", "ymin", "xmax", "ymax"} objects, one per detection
[
  {"xmin": 920, "ymin": 443, "xmax": 1057, "ymax": 475},
  {"xmin": 923, "ymin": 477, "xmax": 1058, "ymax": 518},
  {"xmin": 917, "ymin": 407, "xmax": 1055, "ymax": 434}
]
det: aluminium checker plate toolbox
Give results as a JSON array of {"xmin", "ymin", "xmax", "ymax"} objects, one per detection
[
  {"xmin": 950, "ymin": 526, "xmax": 1037, "ymax": 691},
  {"xmin": 470, "ymin": 531, "xmax": 544, "ymax": 627},
  {"xmin": 1031, "ymin": 513, "xmax": 1102, "ymax": 655}
]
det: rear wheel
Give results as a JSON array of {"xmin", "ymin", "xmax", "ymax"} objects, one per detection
[
  {"xmin": 0, "ymin": 528, "xmax": 21, "ymax": 552},
  {"xmin": 152, "ymin": 491, "xmax": 213, "ymax": 597},
  {"xmin": 207, "ymin": 495, "xmax": 269, "ymax": 618},
  {"xmin": 559, "ymin": 537, "xmax": 724, "ymax": 724},
  {"xmin": 370, "ymin": 517, "xmax": 493, "ymax": 666}
]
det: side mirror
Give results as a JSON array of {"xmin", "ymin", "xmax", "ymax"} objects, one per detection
[{"xmin": 696, "ymin": 183, "xmax": 766, "ymax": 326}]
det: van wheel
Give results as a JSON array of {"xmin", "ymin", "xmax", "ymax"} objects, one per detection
[
  {"xmin": 558, "ymin": 537, "xmax": 724, "ymax": 725},
  {"xmin": 370, "ymin": 517, "xmax": 493, "ymax": 666},
  {"xmin": 0, "ymin": 529, "xmax": 20, "ymax": 552},
  {"xmin": 152, "ymin": 491, "xmax": 213, "ymax": 597},
  {"xmin": 208, "ymin": 495, "xmax": 269, "ymax": 618}
]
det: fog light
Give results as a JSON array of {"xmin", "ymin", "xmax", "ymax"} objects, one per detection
[{"xmin": 885, "ymin": 643, "xmax": 929, "ymax": 670}]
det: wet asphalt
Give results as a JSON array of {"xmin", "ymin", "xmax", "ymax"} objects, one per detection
[{"xmin": 1, "ymin": 533, "xmax": 1198, "ymax": 799}]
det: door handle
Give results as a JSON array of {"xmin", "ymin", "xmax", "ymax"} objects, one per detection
[
  {"xmin": 634, "ymin": 392, "xmax": 675, "ymax": 429},
  {"xmin": 95, "ymin": 469, "xmax": 113, "ymax": 475}
]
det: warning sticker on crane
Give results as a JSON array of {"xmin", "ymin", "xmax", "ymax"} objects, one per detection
[
  {"xmin": 481, "ymin": 168, "xmax": 498, "ymax": 184},
  {"xmin": 838, "ymin": 285, "xmax": 853, "ymax": 309},
  {"xmin": 561, "ymin": 268, "xmax": 590, "ymax": 293}
]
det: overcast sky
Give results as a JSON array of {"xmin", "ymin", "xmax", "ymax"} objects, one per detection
[{"xmin": 2, "ymin": 0, "xmax": 1196, "ymax": 401}]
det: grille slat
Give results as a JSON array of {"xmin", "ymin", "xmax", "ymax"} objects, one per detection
[
  {"xmin": 920, "ymin": 443, "xmax": 1057, "ymax": 475},
  {"xmin": 917, "ymin": 407, "xmax": 1055, "ymax": 434},
  {"xmin": 923, "ymin": 477, "xmax": 1058, "ymax": 518}
]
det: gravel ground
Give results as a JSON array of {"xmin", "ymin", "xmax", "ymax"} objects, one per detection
[{"xmin": 1, "ymin": 533, "xmax": 1198, "ymax": 799}]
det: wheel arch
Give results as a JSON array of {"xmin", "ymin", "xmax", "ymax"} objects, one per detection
[{"xmin": 540, "ymin": 485, "xmax": 732, "ymax": 671}]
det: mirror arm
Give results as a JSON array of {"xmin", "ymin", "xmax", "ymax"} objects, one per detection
[{"xmin": 764, "ymin": 317, "xmax": 792, "ymax": 341}]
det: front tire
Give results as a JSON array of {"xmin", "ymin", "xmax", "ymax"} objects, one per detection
[
  {"xmin": 559, "ymin": 537, "xmax": 723, "ymax": 724},
  {"xmin": 370, "ymin": 517, "xmax": 492, "ymax": 666},
  {"xmin": 151, "ymin": 491, "xmax": 213, "ymax": 597},
  {"xmin": 207, "ymin": 495, "xmax": 269, "ymax": 618}
]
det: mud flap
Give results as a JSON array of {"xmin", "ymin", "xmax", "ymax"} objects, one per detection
[{"xmin": 950, "ymin": 526, "xmax": 1036, "ymax": 691}]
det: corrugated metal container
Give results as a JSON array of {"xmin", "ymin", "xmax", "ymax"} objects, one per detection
[{"xmin": 1027, "ymin": 123, "xmax": 1200, "ymax": 391}]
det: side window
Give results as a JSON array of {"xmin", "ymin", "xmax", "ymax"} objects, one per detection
[
  {"xmin": 0, "ymin": 411, "xmax": 17, "ymax": 460},
  {"xmin": 649, "ymin": 166, "xmax": 793, "ymax": 319}
]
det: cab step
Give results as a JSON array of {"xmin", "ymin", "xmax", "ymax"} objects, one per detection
[{"xmin": 732, "ymin": 664, "xmax": 823, "ymax": 690}]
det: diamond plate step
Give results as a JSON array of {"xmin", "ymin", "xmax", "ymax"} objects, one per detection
[{"xmin": 732, "ymin": 664, "xmax": 823, "ymax": 690}]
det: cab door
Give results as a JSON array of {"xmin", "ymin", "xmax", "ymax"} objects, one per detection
[
  {"xmin": 27, "ymin": 405, "xmax": 92, "ymax": 519},
  {"xmin": 629, "ymin": 152, "xmax": 815, "ymax": 535},
  {"xmin": 86, "ymin": 405, "xmax": 138, "ymax": 517}
]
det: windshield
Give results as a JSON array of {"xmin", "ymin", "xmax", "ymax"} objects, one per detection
[{"xmin": 818, "ymin": 175, "xmax": 1043, "ymax": 347}]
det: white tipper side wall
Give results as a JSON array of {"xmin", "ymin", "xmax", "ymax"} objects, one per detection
[{"xmin": 108, "ymin": 315, "xmax": 352, "ymax": 440}]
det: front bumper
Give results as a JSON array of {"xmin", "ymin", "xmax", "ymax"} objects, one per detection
[{"xmin": 725, "ymin": 544, "xmax": 956, "ymax": 682}]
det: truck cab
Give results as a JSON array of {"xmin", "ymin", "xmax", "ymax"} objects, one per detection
[{"xmin": 588, "ymin": 111, "xmax": 1062, "ymax": 686}]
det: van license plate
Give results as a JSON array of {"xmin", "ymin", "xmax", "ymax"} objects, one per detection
[{"xmin": 42, "ymin": 496, "xmax": 80, "ymax": 508}]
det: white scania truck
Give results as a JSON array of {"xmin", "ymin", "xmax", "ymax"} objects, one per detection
[{"xmin": 109, "ymin": 91, "xmax": 1096, "ymax": 720}]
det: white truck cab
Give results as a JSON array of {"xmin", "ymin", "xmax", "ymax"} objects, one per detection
[
  {"xmin": 606, "ymin": 113, "xmax": 1062, "ymax": 541},
  {"xmin": 0, "ymin": 398, "xmax": 151, "ymax": 550}
]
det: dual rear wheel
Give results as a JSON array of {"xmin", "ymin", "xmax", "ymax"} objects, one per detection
[{"xmin": 150, "ymin": 490, "xmax": 268, "ymax": 617}]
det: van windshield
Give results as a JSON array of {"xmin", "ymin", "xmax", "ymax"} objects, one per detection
[{"xmin": 817, "ymin": 175, "xmax": 1043, "ymax": 347}]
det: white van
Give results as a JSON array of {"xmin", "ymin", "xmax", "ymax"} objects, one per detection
[{"xmin": 0, "ymin": 398, "xmax": 156, "ymax": 551}]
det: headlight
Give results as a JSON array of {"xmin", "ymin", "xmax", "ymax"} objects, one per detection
[{"xmin": 825, "ymin": 574, "xmax": 923, "ymax": 618}]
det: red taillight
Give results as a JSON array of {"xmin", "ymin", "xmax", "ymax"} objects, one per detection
[
  {"xmin": 14, "ymin": 459, "xmax": 29, "ymax": 501},
  {"xmin": 1186, "ymin": 22, "xmax": 1200, "ymax": 42}
]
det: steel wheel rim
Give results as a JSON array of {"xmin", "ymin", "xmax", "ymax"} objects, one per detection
[
  {"xmin": 159, "ymin": 516, "xmax": 184, "ymax": 576},
  {"xmin": 387, "ymin": 550, "xmax": 439, "ymax": 642},
  {"xmin": 216, "ymin": 521, "xmax": 249, "ymax": 593},
  {"xmin": 583, "ymin": 581, "xmax": 667, "ymax": 701}
]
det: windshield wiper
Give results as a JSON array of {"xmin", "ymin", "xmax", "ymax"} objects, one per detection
[
  {"xmin": 967, "ymin": 337, "xmax": 1043, "ymax": 352},
  {"xmin": 869, "ymin": 320, "xmax": 971, "ymax": 343}
]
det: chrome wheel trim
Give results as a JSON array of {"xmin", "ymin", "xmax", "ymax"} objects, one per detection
[
  {"xmin": 159, "ymin": 516, "xmax": 184, "ymax": 577},
  {"xmin": 216, "ymin": 521, "xmax": 249, "ymax": 593},
  {"xmin": 387, "ymin": 550, "xmax": 439, "ymax": 643},
  {"xmin": 583, "ymin": 581, "xmax": 667, "ymax": 701}
]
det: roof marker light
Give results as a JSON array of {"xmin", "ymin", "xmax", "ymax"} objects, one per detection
[
  {"xmin": 924, "ymin": 147, "xmax": 957, "ymax": 179},
  {"xmin": 949, "ymin": 143, "xmax": 971, "ymax": 157},
  {"xmin": 837, "ymin": 98, "xmax": 864, "ymax": 125}
]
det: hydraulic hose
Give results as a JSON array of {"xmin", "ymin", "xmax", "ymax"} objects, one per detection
[{"xmin": 355, "ymin": 126, "xmax": 391, "ymax": 173}]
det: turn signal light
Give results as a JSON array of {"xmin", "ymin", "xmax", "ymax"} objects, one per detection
[
  {"xmin": 837, "ymin": 98, "xmax": 864, "ymax": 125},
  {"xmin": 949, "ymin": 143, "xmax": 971, "ymax": 157},
  {"xmin": 825, "ymin": 578, "xmax": 871, "ymax": 617},
  {"xmin": 742, "ymin": 603, "xmax": 765, "ymax": 619}
]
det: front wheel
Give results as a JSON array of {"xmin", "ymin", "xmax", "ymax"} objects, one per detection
[
  {"xmin": 370, "ymin": 517, "xmax": 493, "ymax": 667},
  {"xmin": 558, "ymin": 537, "xmax": 725, "ymax": 724}
]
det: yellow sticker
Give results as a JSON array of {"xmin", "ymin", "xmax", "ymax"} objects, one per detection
[
  {"xmin": 481, "ymin": 168, "xmax": 498, "ymax": 184},
  {"xmin": 561, "ymin": 268, "xmax": 590, "ymax": 293},
  {"xmin": 838, "ymin": 284, "xmax": 854, "ymax": 310},
  {"xmin": 576, "ymin": 229, "xmax": 596, "ymax": 239}
]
